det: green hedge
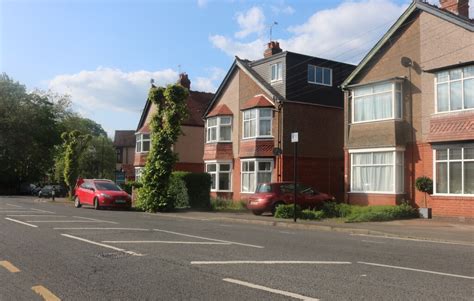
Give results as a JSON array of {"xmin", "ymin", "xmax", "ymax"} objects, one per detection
[
  {"xmin": 300, "ymin": 209, "xmax": 325, "ymax": 220},
  {"xmin": 210, "ymin": 197, "xmax": 247, "ymax": 211},
  {"xmin": 274, "ymin": 204, "xmax": 301, "ymax": 219},
  {"xmin": 121, "ymin": 181, "xmax": 142, "ymax": 195},
  {"xmin": 171, "ymin": 171, "xmax": 211, "ymax": 209},
  {"xmin": 321, "ymin": 201, "xmax": 352, "ymax": 218},
  {"xmin": 345, "ymin": 203, "xmax": 419, "ymax": 223}
]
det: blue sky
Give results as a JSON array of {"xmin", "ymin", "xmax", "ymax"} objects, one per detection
[{"xmin": 1, "ymin": 0, "xmax": 470, "ymax": 136}]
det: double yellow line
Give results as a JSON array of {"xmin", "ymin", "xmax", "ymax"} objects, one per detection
[{"xmin": 0, "ymin": 260, "xmax": 61, "ymax": 301}]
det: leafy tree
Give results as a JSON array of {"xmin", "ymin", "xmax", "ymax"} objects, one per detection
[
  {"xmin": 62, "ymin": 131, "xmax": 91, "ymax": 198},
  {"xmin": 78, "ymin": 135, "xmax": 116, "ymax": 179},
  {"xmin": 136, "ymin": 84, "xmax": 189, "ymax": 212},
  {"xmin": 415, "ymin": 176, "xmax": 433, "ymax": 208},
  {"xmin": 0, "ymin": 74, "xmax": 61, "ymax": 192}
]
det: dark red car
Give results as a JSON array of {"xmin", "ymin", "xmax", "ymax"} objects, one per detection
[
  {"xmin": 246, "ymin": 182, "xmax": 335, "ymax": 215},
  {"xmin": 74, "ymin": 179, "xmax": 132, "ymax": 210}
]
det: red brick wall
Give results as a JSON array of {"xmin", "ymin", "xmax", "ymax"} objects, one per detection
[
  {"xmin": 174, "ymin": 162, "xmax": 204, "ymax": 173},
  {"xmin": 203, "ymin": 143, "xmax": 233, "ymax": 160},
  {"xmin": 348, "ymin": 193, "xmax": 403, "ymax": 206},
  {"xmin": 239, "ymin": 139, "xmax": 274, "ymax": 157}
]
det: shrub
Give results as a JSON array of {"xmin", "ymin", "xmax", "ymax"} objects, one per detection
[
  {"xmin": 345, "ymin": 203, "xmax": 418, "ymax": 223},
  {"xmin": 300, "ymin": 209, "xmax": 325, "ymax": 220},
  {"xmin": 121, "ymin": 181, "xmax": 142, "ymax": 195},
  {"xmin": 210, "ymin": 198, "xmax": 246, "ymax": 211},
  {"xmin": 168, "ymin": 173, "xmax": 189, "ymax": 208},
  {"xmin": 274, "ymin": 204, "xmax": 301, "ymax": 219},
  {"xmin": 321, "ymin": 201, "xmax": 353, "ymax": 218},
  {"xmin": 175, "ymin": 172, "xmax": 211, "ymax": 209}
]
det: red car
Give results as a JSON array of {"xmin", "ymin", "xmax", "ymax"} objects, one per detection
[
  {"xmin": 246, "ymin": 182, "xmax": 335, "ymax": 215},
  {"xmin": 74, "ymin": 179, "xmax": 132, "ymax": 210}
]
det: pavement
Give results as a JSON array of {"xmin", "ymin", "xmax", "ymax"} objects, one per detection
[{"xmin": 45, "ymin": 197, "xmax": 474, "ymax": 245}]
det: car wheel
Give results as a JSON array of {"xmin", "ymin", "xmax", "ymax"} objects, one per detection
[
  {"xmin": 94, "ymin": 198, "xmax": 101, "ymax": 210},
  {"xmin": 74, "ymin": 196, "xmax": 82, "ymax": 208},
  {"xmin": 252, "ymin": 210, "xmax": 263, "ymax": 216},
  {"xmin": 271, "ymin": 201, "xmax": 285, "ymax": 216}
]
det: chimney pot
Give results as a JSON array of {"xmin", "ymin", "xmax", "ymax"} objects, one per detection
[
  {"xmin": 439, "ymin": 0, "xmax": 469, "ymax": 18},
  {"xmin": 264, "ymin": 41, "xmax": 283, "ymax": 58},
  {"xmin": 177, "ymin": 72, "xmax": 191, "ymax": 90}
]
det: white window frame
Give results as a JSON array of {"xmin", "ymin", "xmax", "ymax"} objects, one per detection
[
  {"xmin": 271, "ymin": 62, "xmax": 283, "ymax": 82},
  {"xmin": 135, "ymin": 133, "xmax": 151, "ymax": 153},
  {"xmin": 349, "ymin": 147, "xmax": 404, "ymax": 194},
  {"xmin": 433, "ymin": 147, "xmax": 474, "ymax": 196},
  {"xmin": 205, "ymin": 161, "xmax": 232, "ymax": 192},
  {"xmin": 351, "ymin": 81, "xmax": 403, "ymax": 124},
  {"xmin": 241, "ymin": 158, "xmax": 273, "ymax": 193},
  {"xmin": 435, "ymin": 66, "xmax": 474, "ymax": 114},
  {"xmin": 308, "ymin": 65, "xmax": 332, "ymax": 86},
  {"xmin": 135, "ymin": 167, "xmax": 144, "ymax": 182},
  {"xmin": 206, "ymin": 116, "xmax": 232, "ymax": 143},
  {"xmin": 242, "ymin": 108, "xmax": 273, "ymax": 139}
]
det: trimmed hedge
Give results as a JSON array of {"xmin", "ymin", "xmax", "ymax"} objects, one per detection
[
  {"xmin": 172, "ymin": 171, "xmax": 211, "ymax": 209},
  {"xmin": 300, "ymin": 209, "xmax": 325, "ymax": 220},
  {"xmin": 321, "ymin": 201, "xmax": 352, "ymax": 218},
  {"xmin": 345, "ymin": 203, "xmax": 419, "ymax": 223},
  {"xmin": 168, "ymin": 173, "xmax": 189, "ymax": 208},
  {"xmin": 274, "ymin": 204, "xmax": 301, "ymax": 219}
]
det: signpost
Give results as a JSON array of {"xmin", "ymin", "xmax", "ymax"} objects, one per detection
[{"xmin": 291, "ymin": 132, "xmax": 298, "ymax": 222}]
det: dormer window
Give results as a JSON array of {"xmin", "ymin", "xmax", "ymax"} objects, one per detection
[
  {"xmin": 271, "ymin": 63, "xmax": 283, "ymax": 82},
  {"xmin": 136, "ymin": 133, "xmax": 150, "ymax": 153},
  {"xmin": 206, "ymin": 116, "xmax": 232, "ymax": 143},
  {"xmin": 308, "ymin": 65, "xmax": 332, "ymax": 86},
  {"xmin": 436, "ymin": 66, "xmax": 474, "ymax": 113}
]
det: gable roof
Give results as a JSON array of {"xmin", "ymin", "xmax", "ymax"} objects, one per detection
[
  {"xmin": 207, "ymin": 104, "xmax": 233, "ymax": 117},
  {"xmin": 136, "ymin": 89, "xmax": 214, "ymax": 132},
  {"xmin": 113, "ymin": 130, "xmax": 136, "ymax": 147},
  {"xmin": 342, "ymin": 0, "xmax": 474, "ymax": 88},
  {"xmin": 203, "ymin": 57, "xmax": 282, "ymax": 118}
]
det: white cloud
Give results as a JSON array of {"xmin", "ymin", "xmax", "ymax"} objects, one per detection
[
  {"xmin": 271, "ymin": 3, "xmax": 295, "ymax": 15},
  {"xmin": 210, "ymin": 0, "xmax": 408, "ymax": 64},
  {"xmin": 48, "ymin": 67, "xmax": 178, "ymax": 114},
  {"xmin": 235, "ymin": 6, "xmax": 266, "ymax": 39},
  {"xmin": 193, "ymin": 67, "xmax": 226, "ymax": 92},
  {"xmin": 197, "ymin": 0, "xmax": 208, "ymax": 8}
]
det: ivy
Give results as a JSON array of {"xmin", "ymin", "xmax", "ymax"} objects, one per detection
[
  {"xmin": 135, "ymin": 84, "xmax": 189, "ymax": 212},
  {"xmin": 61, "ymin": 130, "xmax": 91, "ymax": 198}
]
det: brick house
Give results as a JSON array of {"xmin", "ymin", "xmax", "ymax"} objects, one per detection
[
  {"xmin": 113, "ymin": 130, "xmax": 135, "ymax": 181},
  {"xmin": 203, "ymin": 42, "xmax": 355, "ymax": 201},
  {"xmin": 134, "ymin": 73, "xmax": 214, "ymax": 179},
  {"xmin": 341, "ymin": 0, "xmax": 473, "ymax": 218}
]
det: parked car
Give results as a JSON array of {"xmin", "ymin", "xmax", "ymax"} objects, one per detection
[
  {"xmin": 38, "ymin": 185, "xmax": 67, "ymax": 198},
  {"xmin": 74, "ymin": 179, "xmax": 132, "ymax": 210},
  {"xmin": 246, "ymin": 182, "xmax": 335, "ymax": 215}
]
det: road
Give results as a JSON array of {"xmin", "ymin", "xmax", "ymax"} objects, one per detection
[{"xmin": 0, "ymin": 196, "xmax": 473, "ymax": 300}]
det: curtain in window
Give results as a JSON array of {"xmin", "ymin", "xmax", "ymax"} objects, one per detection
[
  {"xmin": 352, "ymin": 152, "xmax": 394, "ymax": 192},
  {"xmin": 465, "ymin": 162, "xmax": 474, "ymax": 194},
  {"xmin": 464, "ymin": 78, "xmax": 474, "ymax": 109},
  {"xmin": 436, "ymin": 162, "xmax": 448, "ymax": 193},
  {"xmin": 450, "ymin": 81, "xmax": 462, "ymax": 110},
  {"xmin": 437, "ymin": 83, "xmax": 449, "ymax": 112}
]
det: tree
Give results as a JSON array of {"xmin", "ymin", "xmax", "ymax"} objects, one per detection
[
  {"xmin": 0, "ymin": 74, "xmax": 61, "ymax": 192},
  {"xmin": 415, "ymin": 176, "xmax": 433, "ymax": 208},
  {"xmin": 62, "ymin": 131, "xmax": 91, "ymax": 198},
  {"xmin": 136, "ymin": 84, "xmax": 189, "ymax": 212}
]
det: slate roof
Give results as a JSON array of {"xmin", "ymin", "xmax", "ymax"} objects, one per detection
[{"xmin": 113, "ymin": 130, "xmax": 136, "ymax": 147}]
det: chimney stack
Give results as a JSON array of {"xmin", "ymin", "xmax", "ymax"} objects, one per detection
[
  {"xmin": 439, "ymin": 0, "xmax": 469, "ymax": 18},
  {"xmin": 177, "ymin": 73, "xmax": 191, "ymax": 90},
  {"xmin": 264, "ymin": 41, "xmax": 282, "ymax": 58}
]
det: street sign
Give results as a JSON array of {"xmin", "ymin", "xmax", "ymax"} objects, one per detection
[{"xmin": 291, "ymin": 132, "xmax": 299, "ymax": 143}]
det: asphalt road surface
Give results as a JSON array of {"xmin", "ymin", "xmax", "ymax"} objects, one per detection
[{"xmin": 1, "ymin": 196, "xmax": 473, "ymax": 300}]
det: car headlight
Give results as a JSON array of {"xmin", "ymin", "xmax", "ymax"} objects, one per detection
[{"xmin": 100, "ymin": 193, "xmax": 112, "ymax": 199}]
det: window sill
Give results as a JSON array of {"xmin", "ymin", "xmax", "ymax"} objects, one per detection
[
  {"xmin": 206, "ymin": 141, "xmax": 232, "ymax": 144},
  {"xmin": 308, "ymin": 81, "xmax": 332, "ymax": 87},
  {"xmin": 351, "ymin": 118, "xmax": 402, "ymax": 125},
  {"xmin": 241, "ymin": 136, "xmax": 274, "ymax": 141},
  {"xmin": 211, "ymin": 190, "xmax": 233, "ymax": 193},
  {"xmin": 348, "ymin": 191, "xmax": 404, "ymax": 195},
  {"xmin": 271, "ymin": 79, "xmax": 283, "ymax": 84},
  {"xmin": 433, "ymin": 108, "xmax": 474, "ymax": 115},
  {"xmin": 432, "ymin": 194, "xmax": 474, "ymax": 198}
]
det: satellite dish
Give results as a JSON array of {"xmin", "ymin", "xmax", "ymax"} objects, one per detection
[{"xmin": 401, "ymin": 57, "xmax": 413, "ymax": 67}]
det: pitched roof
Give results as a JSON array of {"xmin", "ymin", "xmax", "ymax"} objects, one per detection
[
  {"xmin": 113, "ymin": 130, "xmax": 136, "ymax": 147},
  {"xmin": 136, "ymin": 89, "xmax": 214, "ymax": 132},
  {"xmin": 203, "ymin": 57, "xmax": 281, "ymax": 117},
  {"xmin": 207, "ymin": 104, "xmax": 233, "ymax": 117},
  {"xmin": 241, "ymin": 95, "xmax": 274, "ymax": 110},
  {"xmin": 341, "ymin": 0, "xmax": 474, "ymax": 88}
]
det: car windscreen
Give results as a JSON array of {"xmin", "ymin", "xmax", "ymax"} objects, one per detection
[
  {"xmin": 256, "ymin": 183, "xmax": 273, "ymax": 193},
  {"xmin": 95, "ymin": 182, "xmax": 121, "ymax": 191}
]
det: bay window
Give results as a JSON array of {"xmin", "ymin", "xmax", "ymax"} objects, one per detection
[
  {"xmin": 136, "ymin": 133, "xmax": 150, "ymax": 153},
  {"xmin": 352, "ymin": 81, "xmax": 402, "ymax": 123},
  {"xmin": 206, "ymin": 116, "xmax": 232, "ymax": 142},
  {"xmin": 434, "ymin": 146, "xmax": 474, "ymax": 195},
  {"xmin": 241, "ymin": 159, "xmax": 273, "ymax": 193},
  {"xmin": 436, "ymin": 66, "xmax": 474, "ymax": 112},
  {"xmin": 206, "ymin": 162, "xmax": 232, "ymax": 191},
  {"xmin": 243, "ymin": 108, "xmax": 272, "ymax": 139},
  {"xmin": 350, "ymin": 149, "xmax": 404, "ymax": 193}
]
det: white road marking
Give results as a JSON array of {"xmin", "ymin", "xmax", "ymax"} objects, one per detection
[
  {"xmin": 358, "ymin": 261, "xmax": 474, "ymax": 280},
  {"xmin": 153, "ymin": 228, "xmax": 264, "ymax": 249},
  {"xmin": 26, "ymin": 220, "xmax": 113, "ymax": 223},
  {"xmin": 6, "ymin": 203, "xmax": 23, "ymax": 208},
  {"xmin": 7, "ymin": 215, "xmax": 64, "ymax": 217},
  {"xmin": 54, "ymin": 227, "xmax": 149, "ymax": 231},
  {"xmin": 361, "ymin": 240, "xmax": 386, "ymax": 244},
  {"xmin": 279, "ymin": 231, "xmax": 295, "ymax": 234},
  {"xmin": 103, "ymin": 240, "xmax": 232, "ymax": 245},
  {"xmin": 61, "ymin": 234, "xmax": 143, "ymax": 256},
  {"xmin": 0, "ymin": 211, "xmax": 41, "ymax": 213},
  {"xmin": 192, "ymin": 261, "xmax": 352, "ymax": 265},
  {"xmin": 30, "ymin": 208, "xmax": 55, "ymax": 213},
  {"xmin": 72, "ymin": 216, "xmax": 118, "ymax": 224},
  {"xmin": 223, "ymin": 278, "xmax": 319, "ymax": 301},
  {"xmin": 351, "ymin": 234, "xmax": 474, "ymax": 246},
  {"xmin": 5, "ymin": 218, "xmax": 38, "ymax": 228}
]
